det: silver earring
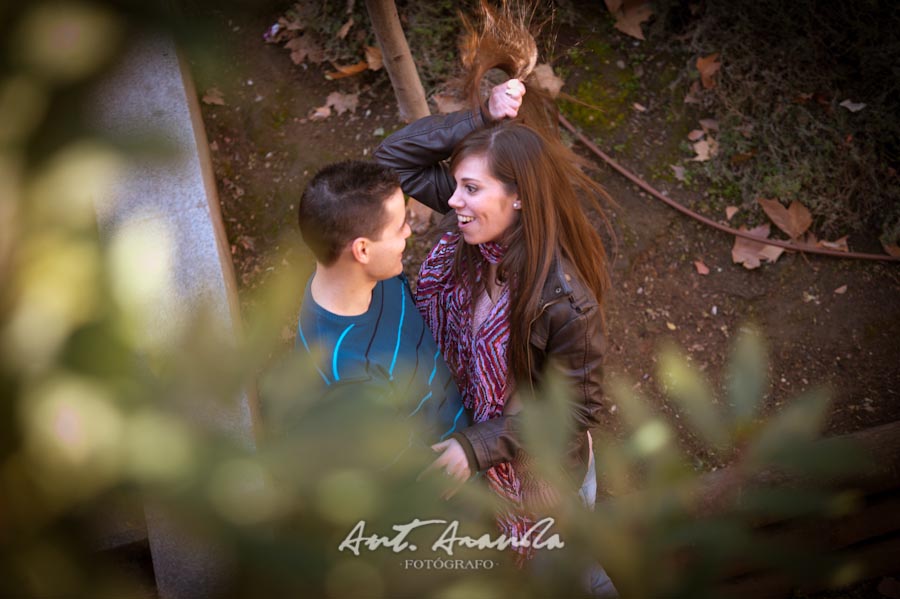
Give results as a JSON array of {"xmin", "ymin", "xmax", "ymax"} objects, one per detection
[{"xmin": 513, "ymin": 201, "xmax": 521, "ymax": 209}]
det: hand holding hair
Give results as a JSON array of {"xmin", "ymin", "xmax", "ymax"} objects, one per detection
[{"xmin": 488, "ymin": 78, "xmax": 525, "ymax": 122}]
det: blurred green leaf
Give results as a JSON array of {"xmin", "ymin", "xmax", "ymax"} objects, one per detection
[
  {"xmin": 519, "ymin": 366, "xmax": 573, "ymax": 490},
  {"xmin": 726, "ymin": 326, "xmax": 766, "ymax": 426},
  {"xmin": 745, "ymin": 389, "xmax": 830, "ymax": 470},
  {"xmin": 657, "ymin": 344, "xmax": 730, "ymax": 453}
]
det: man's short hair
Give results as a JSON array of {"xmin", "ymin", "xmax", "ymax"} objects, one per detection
[{"xmin": 298, "ymin": 161, "xmax": 401, "ymax": 266}]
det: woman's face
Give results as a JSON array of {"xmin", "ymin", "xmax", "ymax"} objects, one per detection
[{"xmin": 448, "ymin": 154, "xmax": 520, "ymax": 246}]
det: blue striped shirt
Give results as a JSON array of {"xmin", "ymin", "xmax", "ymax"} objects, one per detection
[{"xmin": 296, "ymin": 273, "xmax": 467, "ymax": 443}]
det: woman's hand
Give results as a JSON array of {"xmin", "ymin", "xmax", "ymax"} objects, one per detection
[
  {"xmin": 419, "ymin": 438, "xmax": 471, "ymax": 499},
  {"xmin": 488, "ymin": 78, "xmax": 525, "ymax": 121}
]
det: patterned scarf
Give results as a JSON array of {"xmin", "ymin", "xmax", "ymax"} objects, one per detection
[{"xmin": 416, "ymin": 231, "xmax": 545, "ymax": 564}]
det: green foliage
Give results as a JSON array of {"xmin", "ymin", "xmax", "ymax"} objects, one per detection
[
  {"xmin": 665, "ymin": 0, "xmax": 900, "ymax": 240},
  {"xmin": 516, "ymin": 326, "xmax": 874, "ymax": 597}
]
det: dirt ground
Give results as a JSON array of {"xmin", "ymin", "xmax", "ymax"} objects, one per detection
[{"xmin": 186, "ymin": 3, "xmax": 900, "ymax": 473}]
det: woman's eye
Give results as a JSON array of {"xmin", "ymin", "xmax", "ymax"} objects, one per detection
[{"xmin": 466, "ymin": 185, "xmax": 477, "ymax": 193}]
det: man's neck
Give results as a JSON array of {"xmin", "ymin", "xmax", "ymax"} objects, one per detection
[{"xmin": 310, "ymin": 262, "xmax": 377, "ymax": 316}]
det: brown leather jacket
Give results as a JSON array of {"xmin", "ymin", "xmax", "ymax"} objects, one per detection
[{"xmin": 375, "ymin": 109, "xmax": 606, "ymax": 489}]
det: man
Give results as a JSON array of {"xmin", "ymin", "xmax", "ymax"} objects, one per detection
[{"xmin": 295, "ymin": 160, "xmax": 467, "ymax": 445}]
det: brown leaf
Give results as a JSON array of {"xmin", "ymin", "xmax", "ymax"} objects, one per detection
[
  {"xmin": 758, "ymin": 198, "xmax": 812, "ymax": 239},
  {"xmin": 309, "ymin": 105, "xmax": 331, "ymax": 121},
  {"xmin": 687, "ymin": 129, "xmax": 705, "ymax": 141},
  {"xmin": 365, "ymin": 45, "xmax": 383, "ymax": 71},
  {"xmin": 732, "ymin": 224, "xmax": 785, "ymax": 269},
  {"xmin": 730, "ymin": 151, "xmax": 755, "ymax": 166},
  {"xmin": 725, "ymin": 206, "xmax": 738, "ymax": 220},
  {"xmin": 698, "ymin": 118, "xmax": 719, "ymax": 132},
  {"xmin": 202, "ymin": 87, "xmax": 225, "ymax": 105},
  {"xmin": 834, "ymin": 285, "xmax": 848, "ymax": 294},
  {"xmin": 532, "ymin": 63, "xmax": 564, "ymax": 98},
  {"xmin": 604, "ymin": 0, "xmax": 624, "ymax": 13},
  {"xmin": 818, "ymin": 236, "xmax": 849, "ymax": 252},
  {"xmin": 694, "ymin": 260, "xmax": 710, "ymax": 275},
  {"xmin": 690, "ymin": 139, "xmax": 717, "ymax": 162},
  {"xmin": 697, "ymin": 53, "xmax": 721, "ymax": 89},
  {"xmin": 883, "ymin": 242, "xmax": 900, "ymax": 257},
  {"xmin": 839, "ymin": 99, "xmax": 866, "ymax": 112},
  {"xmin": 433, "ymin": 93, "xmax": 467, "ymax": 114},
  {"xmin": 336, "ymin": 17, "xmax": 354, "ymax": 39},
  {"xmin": 286, "ymin": 34, "xmax": 325, "ymax": 64},
  {"xmin": 684, "ymin": 80, "xmax": 702, "ymax": 104},
  {"xmin": 632, "ymin": 102, "xmax": 647, "ymax": 112},
  {"xmin": 671, "ymin": 165, "xmax": 686, "ymax": 181},
  {"xmin": 326, "ymin": 91, "xmax": 359, "ymax": 115},
  {"xmin": 613, "ymin": 1, "xmax": 654, "ymax": 41},
  {"xmin": 325, "ymin": 60, "xmax": 367, "ymax": 80}
]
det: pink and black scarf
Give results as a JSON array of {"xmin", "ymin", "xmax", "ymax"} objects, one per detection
[{"xmin": 416, "ymin": 231, "xmax": 552, "ymax": 562}]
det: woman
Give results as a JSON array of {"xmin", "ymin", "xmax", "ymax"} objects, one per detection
[{"xmin": 375, "ymin": 79, "xmax": 611, "ymax": 559}]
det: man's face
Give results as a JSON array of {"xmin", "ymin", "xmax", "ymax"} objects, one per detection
[{"xmin": 363, "ymin": 188, "xmax": 411, "ymax": 281}]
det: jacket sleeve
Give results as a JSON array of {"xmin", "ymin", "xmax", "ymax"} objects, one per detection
[
  {"xmin": 454, "ymin": 302, "xmax": 605, "ymax": 473},
  {"xmin": 374, "ymin": 109, "xmax": 488, "ymax": 214}
]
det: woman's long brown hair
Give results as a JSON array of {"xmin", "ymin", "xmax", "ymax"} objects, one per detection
[{"xmin": 452, "ymin": 1, "xmax": 613, "ymax": 385}]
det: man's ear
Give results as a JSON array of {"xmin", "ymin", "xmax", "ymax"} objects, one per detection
[{"xmin": 349, "ymin": 237, "xmax": 370, "ymax": 264}]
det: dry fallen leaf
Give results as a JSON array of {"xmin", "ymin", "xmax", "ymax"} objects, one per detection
[
  {"xmin": 433, "ymin": 93, "xmax": 467, "ymax": 114},
  {"xmin": 336, "ymin": 17, "xmax": 354, "ymax": 39},
  {"xmin": 286, "ymin": 34, "xmax": 325, "ymax": 64},
  {"xmin": 732, "ymin": 224, "xmax": 785, "ymax": 269},
  {"xmin": 309, "ymin": 105, "xmax": 331, "ymax": 121},
  {"xmin": 684, "ymin": 80, "xmax": 702, "ymax": 104},
  {"xmin": 632, "ymin": 102, "xmax": 647, "ymax": 112},
  {"xmin": 687, "ymin": 129, "xmax": 705, "ymax": 141},
  {"xmin": 202, "ymin": 87, "xmax": 225, "ymax": 105},
  {"xmin": 365, "ymin": 45, "xmax": 383, "ymax": 71},
  {"xmin": 883, "ymin": 242, "xmax": 900, "ymax": 257},
  {"xmin": 839, "ymin": 99, "xmax": 866, "ymax": 112},
  {"xmin": 325, "ymin": 60, "xmax": 368, "ymax": 80},
  {"xmin": 834, "ymin": 285, "xmax": 848, "ymax": 295},
  {"xmin": 694, "ymin": 260, "xmax": 710, "ymax": 275},
  {"xmin": 698, "ymin": 118, "xmax": 719, "ymax": 132},
  {"xmin": 666, "ymin": 322, "xmax": 677, "ymax": 331},
  {"xmin": 725, "ymin": 206, "xmax": 738, "ymax": 220},
  {"xmin": 758, "ymin": 198, "xmax": 812, "ymax": 239},
  {"xmin": 671, "ymin": 165, "xmax": 686, "ymax": 181},
  {"xmin": 690, "ymin": 138, "xmax": 717, "ymax": 161},
  {"xmin": 612, "ymin": 0, "xmax": 654, "ymax": 41},
  {"xmin": 532, "ymin": 63, "xmax": 564, "ymax": 98},
  {"xmin": 818, "ymin": 236, "xmax": 849, "ymax": 252},
  {"xmin": 697, "ymin": 53, "xmax": 721, "ymax": 89},
  {"xmin": 326, "ymin": 91, "xmax": 359, "ymax": 115},
  {"xmin": 604, "ymin": 0, "xmax": 624, "ymax": 12},
  {"xmin": 730, "ymin": 151, "xmax": 755, "ymax": 166}
]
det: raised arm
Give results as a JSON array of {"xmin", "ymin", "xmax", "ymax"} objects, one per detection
[{"xmin": 374, "ymin": 79, "xmax": 525, "ymax": 214}]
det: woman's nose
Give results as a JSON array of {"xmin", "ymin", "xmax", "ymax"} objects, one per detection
[{"xmin": 448, "ymin": 186, "xmax": 463, "ymax": 209}]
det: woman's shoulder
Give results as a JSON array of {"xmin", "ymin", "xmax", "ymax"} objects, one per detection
[{"xmin": 539, "ymin": 254, "xmax": 600, "ymax": 312}]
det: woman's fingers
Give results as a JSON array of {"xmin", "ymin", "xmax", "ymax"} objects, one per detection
[{"xmin": 489, "ymin": 78, "xmax": 525, "ymax": 121}]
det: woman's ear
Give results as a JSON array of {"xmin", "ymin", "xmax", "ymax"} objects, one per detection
[
  {"xmin": 349, "ymin": 237, "xmax": 370, "ymax": 264},
  {"xmin": 512, "ymin": 197, "xmax": 522, "ymax": 210}
]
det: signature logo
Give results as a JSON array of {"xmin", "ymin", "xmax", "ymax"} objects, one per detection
[{"xmin": 338, "ymin": 517, "xmax": 564, "ymax": 556}]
